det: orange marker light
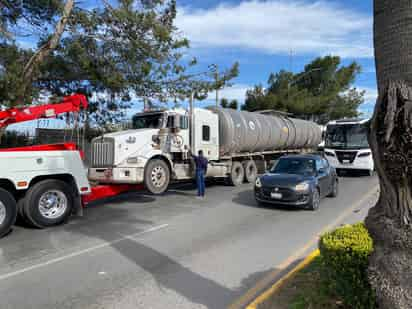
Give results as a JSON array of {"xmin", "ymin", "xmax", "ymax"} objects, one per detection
[{"xmin": 17, "ymin": 181, "xmax": 28, "ymax": 187}]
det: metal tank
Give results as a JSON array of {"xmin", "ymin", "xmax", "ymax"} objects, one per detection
[{"xmin": 209, "ymin": 108, "xmax": 322, "ymax": 156}]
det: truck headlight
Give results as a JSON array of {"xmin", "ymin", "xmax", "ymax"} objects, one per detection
[
  {"xmin": 295, "ymin": 182, "xmax": 309, "ymax": 192},
  {"xmin": 126, "ymin": 157, "xmax": 139, "ymax": 164},
  {"xmin": 255, "ymin": 177, "xmax": 262, "ymax": 188}
]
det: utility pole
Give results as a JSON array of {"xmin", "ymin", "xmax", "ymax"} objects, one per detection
[
  {"xmin": 215, "ymin": 64, "xmax": 219, "ymax": 108},
  {"xmin": 189, "ymin": 91, "xmax": 194, "ymax": 152}
]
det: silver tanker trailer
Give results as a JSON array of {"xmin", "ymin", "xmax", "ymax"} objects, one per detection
[{"xmin": 88, "ymin": 107, "xmax": 322, "ymax": 194}]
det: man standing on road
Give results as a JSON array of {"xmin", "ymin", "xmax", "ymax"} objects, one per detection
[{"xmin": 191, "ymin": 150, "xmax": 208, "ymax": 198}]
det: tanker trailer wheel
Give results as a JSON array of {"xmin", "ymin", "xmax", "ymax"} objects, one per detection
[
  {"xmin": 0, "ymin": 188, "xmax": 17, "ymax": 238},
  {"xmin": 144, "ymin": 159, "xmax": 170, "ymax": 194},
  {"xmin": 243, "ymin": 160, "xmax": 258, "ymax": 183},
  {"xmin": 228, "ymin": 161, "xmax": 245, "ymax": 186},
  {"xmin": 22, "ymin": 180, "xmax": 74, "ymax": 228}
]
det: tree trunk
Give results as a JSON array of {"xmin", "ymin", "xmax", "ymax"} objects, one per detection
[
  {"xmin": 366, "ymin": 1, "xmax": 412, "ymax": 308},
  {"xmin": 21, "ymin": 0, "xmax": 74, "ymax": 100}
]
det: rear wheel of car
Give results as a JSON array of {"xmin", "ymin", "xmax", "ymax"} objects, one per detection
[
  {"xmin": 144, "ymin": 159, "xmax": 170, "ymax": 194},
  {"xmin": 0, "ymin": 188, "xmax": 17, "ymax": 238},
  {"xmin": 308, "ymin": 188, "xmax": 320, "ymax": 211},
  {"xmin": 327, "ymin": 179, "xmax": 339, "ymax": 198},
  {"xmin": 228, "ymin": 161, "xmax": 245, "ymax": 186},
  {"xmin": 243, "ymin": 160, "xmax": 258, "ymax": 183},
  {"xmin": 22, "ymin": 180, "xmax": 74, "ymax": 228}
]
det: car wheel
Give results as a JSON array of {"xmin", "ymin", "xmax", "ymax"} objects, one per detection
[
  {"xmin": 308, "ymin": 188, "xmax": 320, "ymax": 211},
  {"xmin": 327, "ymin": 179, "xmax": 339, "ymax": 198}
]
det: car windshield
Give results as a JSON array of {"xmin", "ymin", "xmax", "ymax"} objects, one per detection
[
  {"xmin": 132, "ymin": 113, "xmax": 165, "ymax": 129},
  {"xmin": 325, "ymin": 123, "xmax": 369, "ymax": 149},
  {"xmin": 271, "ymin": 158, "xmax": 316, "ymax": 176}
]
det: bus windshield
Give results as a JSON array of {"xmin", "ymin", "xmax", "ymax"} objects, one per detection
[
  {"xmin": 325, "ymin": 123, "xmax": 369, "ymax": 150},
  {"xmin": 132, "ymin": 113, "xmax": 165, "ymax": 129}
]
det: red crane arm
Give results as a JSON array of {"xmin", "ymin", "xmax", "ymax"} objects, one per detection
[{"xmin": 0, "ymin": 94, "xmax": 88, "ymax": 129}]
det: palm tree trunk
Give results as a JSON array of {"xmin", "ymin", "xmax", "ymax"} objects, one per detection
[{"xmin": 367, "ymin": 1, "xmax": 412, "ymax": 308}]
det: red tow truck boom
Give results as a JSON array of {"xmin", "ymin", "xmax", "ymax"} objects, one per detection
[{"xmin": 0, "ymin": 94, "xmax": 88, "ymax": 129}]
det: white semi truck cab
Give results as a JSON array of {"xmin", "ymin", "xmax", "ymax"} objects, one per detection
[
  {"xmin": 88, "ymin": 108, "xmax": 221, "ymax": 194},
  {"xmin": 323, "ymin": 119, "xmax": 374, "ymax": 175},
  {"xmin": 88, "ymin": 107, "xmax": 323, "ymax": 194}
]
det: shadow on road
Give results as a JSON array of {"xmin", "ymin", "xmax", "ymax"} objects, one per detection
[
  {"xmin": 3, "ymin": 184, "xmax": 288, "ymax": 309},
  {"xmin": 108, "ymin": 236, "xmax": 275, "ymax": 308}
]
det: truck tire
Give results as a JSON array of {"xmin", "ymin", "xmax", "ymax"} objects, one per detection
[
  {"xmin": 243, "ymin": 160, "xmax": 258, "ymax": 183},
  {"xmin": 22, "ymin": 179, "xmax": 74, "ymax": 228},
  {"xmin": 228, "ymin": 161, "xmax": 245, "ymax": 186},
  {"xmin": 0, "ymin": 188, "xmax": 17, "ymax": 238},
  {"xmin": 16, "ymin": 197, "xmax": 30, "ymax": 225},
  {"xmin": 144, "ymin": 159, "xmax": 170, "ymax": 194}
]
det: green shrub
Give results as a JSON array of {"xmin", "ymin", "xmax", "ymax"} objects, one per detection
[{"xmin": 319, "ymin": 223, "xmax": 375, "ymax": 309}]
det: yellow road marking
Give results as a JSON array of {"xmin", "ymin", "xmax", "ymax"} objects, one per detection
[
  {"xmin": 228, "ymin": 185, "xmax": 379, "ymax": 309},
  {"xmin": 247, "ymin": 249, "xmax": 320, "ymax": 309}
]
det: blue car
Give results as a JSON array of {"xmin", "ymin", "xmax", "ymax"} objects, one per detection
[{"xmin": 254, "ymin": 154, "xmax": 338, "ymax": 210}]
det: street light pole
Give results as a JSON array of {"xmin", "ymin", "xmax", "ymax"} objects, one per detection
[{"xmin": 215, "ymin": 65, "xmax": 219, "ymax": 107}]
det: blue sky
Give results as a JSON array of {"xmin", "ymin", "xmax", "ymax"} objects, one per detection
[
  {"xmin": 12, "ymin": 0, "xmax": 377, "ymax": 132},
  {"xmin": 172, "ymin": 0, "xmax": 376, "ymax": 116}
]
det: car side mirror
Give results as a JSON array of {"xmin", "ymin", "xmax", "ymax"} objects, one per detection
[{"xmin": 318, "ymin": 168, "xmax": 327, "ymax": 174}]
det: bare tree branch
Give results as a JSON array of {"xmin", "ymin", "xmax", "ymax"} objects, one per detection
[{"xmin": 21, "ymin": 0, "xmax": 74, "ymax": 98}]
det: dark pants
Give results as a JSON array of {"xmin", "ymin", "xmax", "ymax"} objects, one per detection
[{"xmin": 196, "ymin": 169, "xmax": 205, "ymax": 196}]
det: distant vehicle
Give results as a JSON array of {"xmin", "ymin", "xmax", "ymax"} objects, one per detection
[
  {"xmin": 317, "ymin": 125, "xmax": 326, "ymax": 151},
  {"xmin": 254, "ymin": 154, "xmax": 338, "ymax": 210},
  {"xmin": 323, "ymin": 119, "xmax": 374, "ymax": 175}
]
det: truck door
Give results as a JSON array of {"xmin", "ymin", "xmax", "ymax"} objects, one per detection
[{"xmin": 192, "ymin": 109, "xmax": 219, "ymax": 161}]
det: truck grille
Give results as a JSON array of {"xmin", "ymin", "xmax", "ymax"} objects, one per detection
[
  {"xmin": 335, "ymin": 151, "xmax": 358, "ymax": 164},
  {"xmin": 91, "ymin": 138, "xmax": 115, "ymax": 167}
]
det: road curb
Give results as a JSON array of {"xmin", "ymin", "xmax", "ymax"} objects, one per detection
[{"xmin": 246, "ymin": 249, "xmax": 320, "ymax": 309}]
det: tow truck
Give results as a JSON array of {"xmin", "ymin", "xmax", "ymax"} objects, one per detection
[{"xmin": 0, "ymin": 94, "xmax": 142, "ymax": 238}]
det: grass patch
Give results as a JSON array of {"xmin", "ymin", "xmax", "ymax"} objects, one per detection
[{"xmin": 265, "ymin": 257, "xmax": 348, "ymax": 309}]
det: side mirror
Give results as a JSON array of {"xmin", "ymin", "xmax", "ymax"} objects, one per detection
[{"xmin": 318, "ymin": 168, "xmax": 327, "ymax": 174}]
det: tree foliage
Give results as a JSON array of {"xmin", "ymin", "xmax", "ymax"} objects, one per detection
[
  {"xmin": 242, "ymin": 56, "xmax": 364, "ymax": 123},
  {"xmin": 0, "ymin": 0, "xmax": 238, "ymax": 126},
  {"xmin": 220, "ymin": 98, "xmax": 239, "ymax": 109}
]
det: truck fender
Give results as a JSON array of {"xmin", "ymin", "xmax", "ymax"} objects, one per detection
[{"xmin": 145, "ymin": 154, "xmax": 173, "ymax": 172}]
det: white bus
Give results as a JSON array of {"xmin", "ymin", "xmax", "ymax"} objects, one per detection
[{"xmin": 323, "ymin": 119, "xmax": 374, "ymax": 175}]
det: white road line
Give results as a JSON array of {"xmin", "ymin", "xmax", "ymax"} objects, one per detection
[{"xmin": 0, "ymin": 224, "xmax": 169, "ymax": 281}]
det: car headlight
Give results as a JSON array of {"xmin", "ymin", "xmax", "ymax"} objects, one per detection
[
  {"xmin": 295, "ymin": 182, "xmax": 310, "ymax": 192},
  {"xmin": 255, "ymin": 177, "xmax": 262, "ymax": 188}
]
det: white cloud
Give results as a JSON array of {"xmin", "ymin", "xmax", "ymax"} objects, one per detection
[
  {"xmin": 357, "ymin": 86, "xmax": 377, "ymax": 118},
  {"xmin": 176, "ymin": 0, "xmax": 373, "ymax": 58},
  {"xmin": 216, "ymin": 84, "xmax": 250, "ymax": 102},
  {"xmin": 359, "ymin": 86, "xmax": 377, "ymax": 103}
]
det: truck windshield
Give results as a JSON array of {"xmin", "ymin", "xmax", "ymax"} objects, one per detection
[
  {"xmin": 132, "ymin": 113, "xmax": 165, "ymax": 129},
  {"xmin": 271, "ymin": 158, "xmax": 316, "ymax": 176},
  {"xmin": 325, "ymin": 123, "xmax": 369, "ymax": 150}
]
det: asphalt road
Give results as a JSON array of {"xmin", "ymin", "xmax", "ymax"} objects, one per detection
[{"xmin": 0, "ymin": 175, "xmax": 379, "ymax": 309}]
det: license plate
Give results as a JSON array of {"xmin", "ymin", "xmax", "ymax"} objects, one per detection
[
  {"xmin": 342, "ymin": 160, "xmax": 350, "ymax": 164},
  {"xmin": 271, "ymin": 192, "xmax": 283, "ymax": 199}
]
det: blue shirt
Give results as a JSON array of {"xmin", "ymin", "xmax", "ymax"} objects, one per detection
[{"xmin": 192, "ymin": 155, "xmax": 208, "ymax": 172}]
